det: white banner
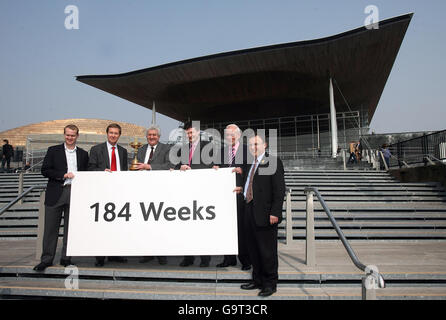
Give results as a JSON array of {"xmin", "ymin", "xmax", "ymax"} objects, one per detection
[{"xmin": 66, "ymin": 168, "xmax": 238, "ymax": 256}]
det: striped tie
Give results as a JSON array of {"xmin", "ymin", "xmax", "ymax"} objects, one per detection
[
  {"xmin": 229, "ymin": 146, "xmax": 235, "ymax": 166},
  {"xmin": 245, "ymin": 158, "xmax": 258, "ymax": 203}
]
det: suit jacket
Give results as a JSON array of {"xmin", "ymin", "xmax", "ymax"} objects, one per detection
[
  {"xmin": 88, "ymin": 142, "xmax": 128, "ymax": 171},
  {"xmin": 174, "ymin": 140, "xmax": 214, "ymax": 170},
  {"xmin": 41, "ymin": 144, "xmax": 89, "ymax": 206},
  {"xmin": 136, "ymin": 142, "xmax": 173, "ymax": 170},
  {"xmin": 2, "ymin": 144, "xmax": 14, "ymax": 158},
  {"xmin": 216, "ymin": 143, "xmax": 249, "ymax": 188},
  {"xmin": 243, "ymin": 154, "xmax": 286, "ymax": 227}
]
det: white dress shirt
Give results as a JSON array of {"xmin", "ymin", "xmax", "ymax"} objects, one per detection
[
  {"xmin": 143, "ymin": 144, "xmax": 158, "ymax": 164},
  {"xmin": 244, "ymin": 152, "xmax": 265, "ymax": 199},
  {"xmin": 64, "ymin": 144, "xmax": 78, "ymax": 186},
  {"xmin": 106, "ymin": 141, "xmax": 121, "ymax": 171}
]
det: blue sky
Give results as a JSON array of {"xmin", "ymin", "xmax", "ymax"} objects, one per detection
[{"xmin": 0, "ymin": 1, "xmax": 445, "ymax": 136}]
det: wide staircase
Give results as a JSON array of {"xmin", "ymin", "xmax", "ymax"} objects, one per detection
[{"xmin": 1, "ymin": 170, "xmax": 446, "ymax": 299}]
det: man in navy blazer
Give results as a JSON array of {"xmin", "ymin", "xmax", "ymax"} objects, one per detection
[
  {"xmin": 173, "ymin": 121, "xmax": 213, "ymax": 267},
  {"xmin": 88, "ymin": 123, "xmax": 128, "ymax": 267},
  {"xmin": 34, "ymin": 124, "xmax": 89, "ymax": 272},
  {"xmin": 238, "ymin": 134, "xmax": 285, "ymax": 297}
]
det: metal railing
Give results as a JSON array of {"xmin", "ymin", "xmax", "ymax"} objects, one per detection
[
  {"xmin": 284, "ymin": 187, "xmax": 386, "ymax": 299},
  {"xmin": 388, "ymin": 130, "xmax": 446, "ymax": 167},
  {"xmin": 0, "ymin": 184, "xmax": 47, "ymax": 217}
]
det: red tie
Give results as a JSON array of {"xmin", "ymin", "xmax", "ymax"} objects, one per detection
[{"xmin": 111, "ymin": 146, "xmax": 117, "ymax": 171}]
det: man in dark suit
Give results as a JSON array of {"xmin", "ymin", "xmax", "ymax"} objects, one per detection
[
  {"xmin": 214, "ymin": 124, "xmax": 251, "ymax": 271},
  {"xmin": 34, "ymin": 124, "xmax": 89, "ymax": 272},
  {"xmin": 88, "ymin": 123, "xmax": 128, "ymax": 267},
  {"xmin": 135, "ymin": 124, "xmax": 173, "ymax": 265},
  {"xmin": 2, "ymin": 139, "xmax": 14, "ymax": 171},
  {"xmin": 174, "ymin": 121, "xmax": 214, "ymax": 267},
  {"xmin": 135, "ymin": 125, "xmax": 173, "ymax": 171},
  {"xmin": 237, "ymin": 134, "xmax": 285, "ymax": 297}
]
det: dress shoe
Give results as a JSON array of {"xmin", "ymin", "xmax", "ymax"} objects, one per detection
[
  {"xmin": 59, "ymin": 259, "xmax": 73, "ymax": 267},
  {"xmin": 241, "ymin": 265, "xmax": 252, "ymax": 271},
  {"xmin": 108, "ymin": 256, "xmax": 127, "ymax": 263},
  {"xmin": 240, "ymin": 283, "xmax": 262, "ymax": 290},
  {"xmin": 139, "ymin": 256, "xmax": 154, "ymax": 263},
  {"xmin": 216, "ymin": 261, "xmax": 237, "ymax": 268},
  {"xmin": 158, "ymin": 257, "xmax": 167, "ymax": 265},
  {"xmin": 199, "ymin": 261, "xmax": 210, "ymax": 268},
  {"xmin": 180, "ymin": 259, "xmax": 194, "ymax": 267},
  {"xmin": 258, "ymin": 287, "xmax": 276, "ymax": 297},
  {"xmin": 33, "ymin": 262, "xmax": 52, "ymax": 272}
]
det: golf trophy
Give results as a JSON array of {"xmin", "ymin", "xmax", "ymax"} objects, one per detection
[{"xmin": 129, "ymin": 137, "xmax": 143, "ymax": 171}]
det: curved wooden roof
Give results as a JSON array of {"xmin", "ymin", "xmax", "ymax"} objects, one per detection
[{"xmin": 77, "ymin": 14, "xmax": 413, "ymax": 124}]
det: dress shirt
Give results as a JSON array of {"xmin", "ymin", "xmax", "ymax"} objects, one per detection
[
  {"xmin": 229, "ymin": 141, "xmax": 240, "ymax": 165},
  {"xmin": 189, "ymin": 140, "xmax": 199, "ymax": 165},
  {"xmin": 64, "ymin": 144, "xmax": 77, "ymax": 186},
  {"xmin": 106, "ymin": 141, "xmax": 121, "ymax": 171},
  {"xmin": 243, "ymin": 152, "xmax": 265, "ymax": 199},
  {"xmin": 144, "ymin": 144, "xmax": 158, "ymax": 164}
]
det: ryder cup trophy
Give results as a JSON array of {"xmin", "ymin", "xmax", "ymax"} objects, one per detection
[{"xmin": 129, "ymin": 137, "xmax": 143, "ymax": 171}]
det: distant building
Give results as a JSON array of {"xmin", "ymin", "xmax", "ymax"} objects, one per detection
[{"xmin": 0, "ymin": 118, "xmax": 147, "ymax": 148}]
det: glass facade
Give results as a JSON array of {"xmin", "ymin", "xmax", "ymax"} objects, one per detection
[{"xmin": 201, "ymin": 111, "xmax": 367, "ymax": 157}]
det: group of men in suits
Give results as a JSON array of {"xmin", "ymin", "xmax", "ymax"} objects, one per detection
[{"xmin": 33, "ymin": 121, "xmax": 285, "ymax": 297}]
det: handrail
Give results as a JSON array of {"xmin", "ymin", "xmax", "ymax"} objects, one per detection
[
  {"xmin": 0, "ymin": 185, "xmax": 47, "ymax": 216},
  {"xmin": 425, "ymin": 154, "xmax": 446, "ymax": 166},
  {"xmin": 25, "ymin": 159, "xmax": 44, "ymax": 173},
  {"xmin": 303, "ymin": 187, "xmax": 386, "ymax": 291},
  {"xmin": 379, "ymin": 151, "xmax": 389, "ymax": 171}
]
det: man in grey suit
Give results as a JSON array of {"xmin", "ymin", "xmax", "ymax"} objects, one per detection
[
  {"xmin": 88, "ymin": 123, "xmax": 129, "ymax": 267},
  {"xmin": 134, "ymin": 124, "xmax": 173, "ymax": 265},
  {"xmin": 135, "ymin": 125, "xmax": 173, "ymax": 171}
]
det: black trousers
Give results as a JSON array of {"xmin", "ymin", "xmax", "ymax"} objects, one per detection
[
  {"xmin": 40, "ymin": 185, "xmax": 71, "ymax": 264},
  {"xmin": 1, "ymin": 156, "xmax": 11, "ymax": 169},
  {"xmin": 244, "ymin": 202, "xmax": 278, "ymax": 289},
  {"xmin": 222, "ymin": 195, "xmax": 251, "ymax": 266},
  {"xmin": 182, "ymin": 255, "xmax": 210, "ymax": 264}
]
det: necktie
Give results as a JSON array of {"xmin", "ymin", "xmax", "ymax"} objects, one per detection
[
  {"xmin": 229, "ymin": 146, "xmax": 235, "ymax": 166},
  {"xmin": 148, "ymin": 146, "xmax": 154, "ymax": 163},
  {"xmin": 188, "ymin": 143, "xmax": 194, "ymax": 166},
  {"xmin": 111, "ymin": 146, "xmax": 117, "ymax": 171},
  {"xmin": 245, "ymin": 158, "xmax": 258, "ymax": 203}
]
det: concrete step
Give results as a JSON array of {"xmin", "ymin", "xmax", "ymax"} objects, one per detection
[
  {"xmin": 289, "ymin": 196, "xmax": 446, "ymax": 202},
  {"xmin": 2, "ymin": 278, "xmax": 446, "ymax": 300},
  {"xmin": 289, "ymin": 212, "xmax": 446, "ymax": 219},
  {"xmin": 288, "ymin": 191, "xmax": 446, "ymax": 196},
  {"xmin": 283, "ymin": 220, "xmax": 446, "ymax": 228},
  {"xmin": 289, "ymin": 202, "xmax": 446, "ymax": 210},
  {"xmin": 1, "ymin": 240, "xmax": 446, "ymax": 299},
  {"xmin": 285, "ymin": 182, "xmax": 441, "ymax": 188},
  {"xmin": 280, "ymin": 229, "xmax": 446, "ymax": 239},
  {"xmin": 1, "ymin": 266, "xmax": 446, "ymax": 300},
  {"xmin": 287, "ymin": 186, "xmax": 444, "ymax": 192}
]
